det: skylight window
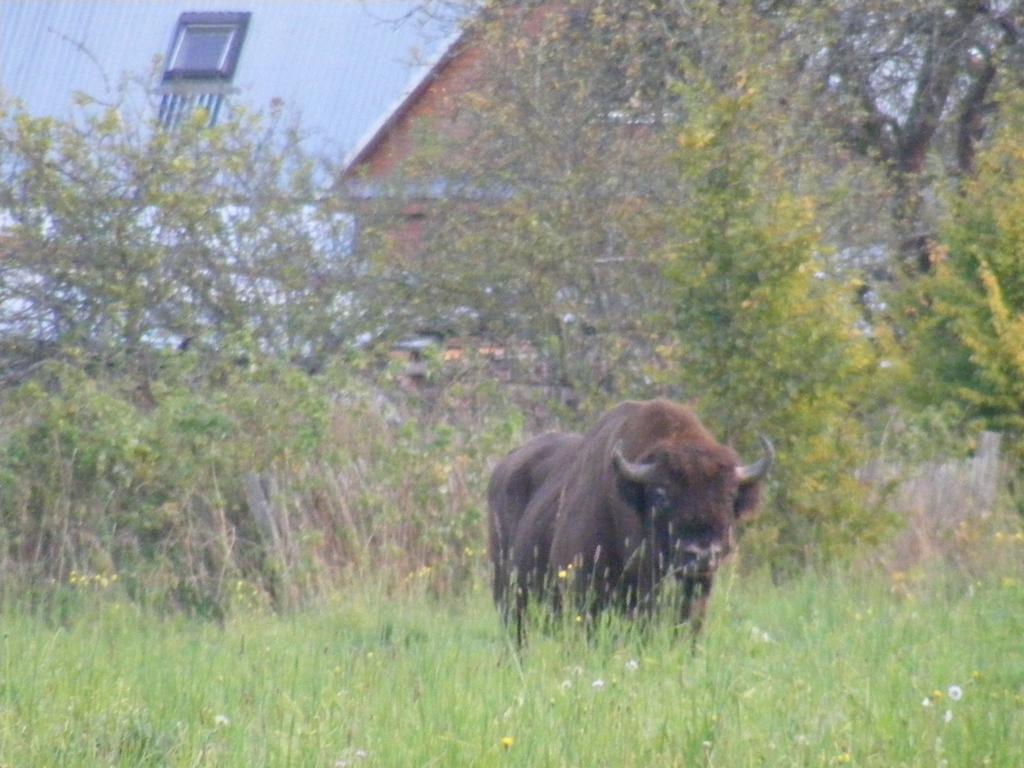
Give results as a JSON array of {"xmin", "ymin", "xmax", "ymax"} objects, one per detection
[
  {"xmin": 162, "ymin": 12, "xmax": 250, "ymax": 82},
  {"xmin": 158, "ymin": 12, "xmax": 250, "ymax": 129}
]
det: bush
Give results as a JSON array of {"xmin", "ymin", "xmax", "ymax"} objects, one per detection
[
  {"xmin": 664, "ymin": 77, "xmax": 896, "ymax": 572},
  {"xmin": 910, "ymin": 92, "xmax": 1024, "ymax": 456},
  {"xmin": 0, "ymin": 352, "xmax": 524, "ymax": 614},
  {"xmin": 0, "ymin": 90, "xmax": 361, "ymax": 379}
]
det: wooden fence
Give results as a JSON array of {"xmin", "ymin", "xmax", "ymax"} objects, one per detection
[{"xmin": 861, "ymin": 431, "xmax": 1007, "ymax": 567}]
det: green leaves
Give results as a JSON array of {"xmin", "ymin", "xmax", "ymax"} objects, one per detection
[
  {"xmin": 0, "ymin": 88, "xmax": 360, "ymax": 377},
  {"xmin": 665, "ymin": 78, "xmax": 886, "ymax": 571},
  {"xmin": 912, "ymin": 94, "xmax": 1024, "ymax": 446}
]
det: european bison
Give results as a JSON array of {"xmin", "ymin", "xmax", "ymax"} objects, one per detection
[{"xmin": 488, "ymin": 399, "xmax": 773, "ymax": 641}]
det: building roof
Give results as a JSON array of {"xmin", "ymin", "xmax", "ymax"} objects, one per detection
[{"xmin": 0, "ymin": 0, "xmax": 464, "ymax": 168}]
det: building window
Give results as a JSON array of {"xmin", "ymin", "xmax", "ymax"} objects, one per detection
[
  {"xmin": 158, "ymin": 12, "xmax": 250, "ymax": 129},
  {"xmin": 163, "ymin": 12, "xmax": 249, "ymax": 82}
]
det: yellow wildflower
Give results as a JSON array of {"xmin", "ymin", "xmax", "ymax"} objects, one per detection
[{"xmin": 501, "ymin": 736, "xmax": 514, "ymax": 750}]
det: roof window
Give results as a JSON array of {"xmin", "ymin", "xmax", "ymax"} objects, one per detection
[
  {"xmin": 162, "ymin": 12, "xmax": 250, "ymax": 83},
  {"xmin": 158, "ymin": 12, "xmax": 250, "ymax": 129}
]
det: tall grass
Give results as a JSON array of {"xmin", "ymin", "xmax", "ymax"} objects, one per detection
[{"xmin": 1, "ymin": 563, "xmax": 1021, "ymax": 767}]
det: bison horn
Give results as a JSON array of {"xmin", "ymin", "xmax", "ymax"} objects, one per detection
[
  {"xmin": 612, "ymin": 441, "xmax": 658, "ymax": 484},
  {"xmin": 736, "ymin": 436, "xmax": 774, "ymax": 485}
]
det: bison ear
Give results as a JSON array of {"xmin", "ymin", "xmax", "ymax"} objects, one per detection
[{"xmin": 734, "ymin": 481, "xmax": 762, "ymax": 522}]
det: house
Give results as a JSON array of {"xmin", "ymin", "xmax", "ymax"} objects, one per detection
[
  {"xmin": 0, "ymin": 1, "xmax": 488, "ymax": 274},
  {"xmin": 0, "ymin": 1, "xmax": 469, "ymax": 174}
]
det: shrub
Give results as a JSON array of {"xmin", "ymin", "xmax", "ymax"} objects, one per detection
[
  {"xmin": 664, "ymin": 77, "xmax": 895, "ymax": 572},
  {"xmin": 911, "ymin": 92, "xmax": 1024, "ymax": 456},
  {"xmin": 0, "ymin": 90, "xmax": 361, "ymax": 379},
  {"xmin": 0, "ymin": 352, "xmax": 523, "ymax": 614}
]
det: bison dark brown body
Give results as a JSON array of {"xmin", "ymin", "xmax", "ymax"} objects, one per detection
[{"xmin": 487, "ymin": 399, "xmax": 773, "ymax": 642}]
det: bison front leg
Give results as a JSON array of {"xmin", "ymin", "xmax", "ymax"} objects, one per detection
[{"xmin": 679, "ymin": 576, "xmax": 714, "ymax": 637}]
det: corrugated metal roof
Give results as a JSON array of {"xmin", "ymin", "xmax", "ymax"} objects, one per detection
[{"xmin": 0, "ymin": 1, "xmax": 464, "ymax": 166}]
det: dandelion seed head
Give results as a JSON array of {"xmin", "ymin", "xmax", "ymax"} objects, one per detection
[{"xmin": 948, "ymin": 685, "xmax": 963, "ymax": 701}]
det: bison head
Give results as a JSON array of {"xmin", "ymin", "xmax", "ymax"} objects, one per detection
[{"xmin": 612, "ymin": 436, "xmax": 773, "ymax": 579}]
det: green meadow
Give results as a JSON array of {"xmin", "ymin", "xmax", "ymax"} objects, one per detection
[{"xmin": 1, "ymin": 566, "xmax": 1021, "ymax": 767}]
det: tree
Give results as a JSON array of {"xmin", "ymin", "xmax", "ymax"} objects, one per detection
[
  {"xmin": 0, "ymin": 88, "xmax": 363, "ymax": 382},
  {"xmin": 357, "ymin": 1, "xmax": 807, "ymax": 407},
  {"xmin": 911, "ymin": 90, "xmax": 1024, "ymax": 447},
  {"xmin": 779, "ymin": 0, "xmax": 1024, "ymax": 273},
  {"xmin": 666, "ymin": 72, "xmax": 889, "ymax": 569}
]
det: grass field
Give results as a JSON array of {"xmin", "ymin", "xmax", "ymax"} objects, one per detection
[{"xmin": 0, "ymin": 566, "xmax": 1022, "ymax": 767}]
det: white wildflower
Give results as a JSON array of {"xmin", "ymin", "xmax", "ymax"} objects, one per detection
[
  {"xmin": 625, "ymin": 659, "xmax": 639, "ymax": 672},
  {"xmin": 591, "ymin": 679, "xmax": 605, "ymax": 690},
  {"xmin": 922, "ymin": 698, "xmax": 932, "ymax": 707},
  {"xmin": 944, "ymin": 709, "xmax": 953, "ymax": 724},
  {"xmin": 214, "ymin": 714, "xmax": 231, "ymax": 727}
]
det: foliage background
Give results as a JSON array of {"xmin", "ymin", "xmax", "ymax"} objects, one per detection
[{"xmin": 1, "ymin": 0, "xmax": 1023, "ymax": 609}]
